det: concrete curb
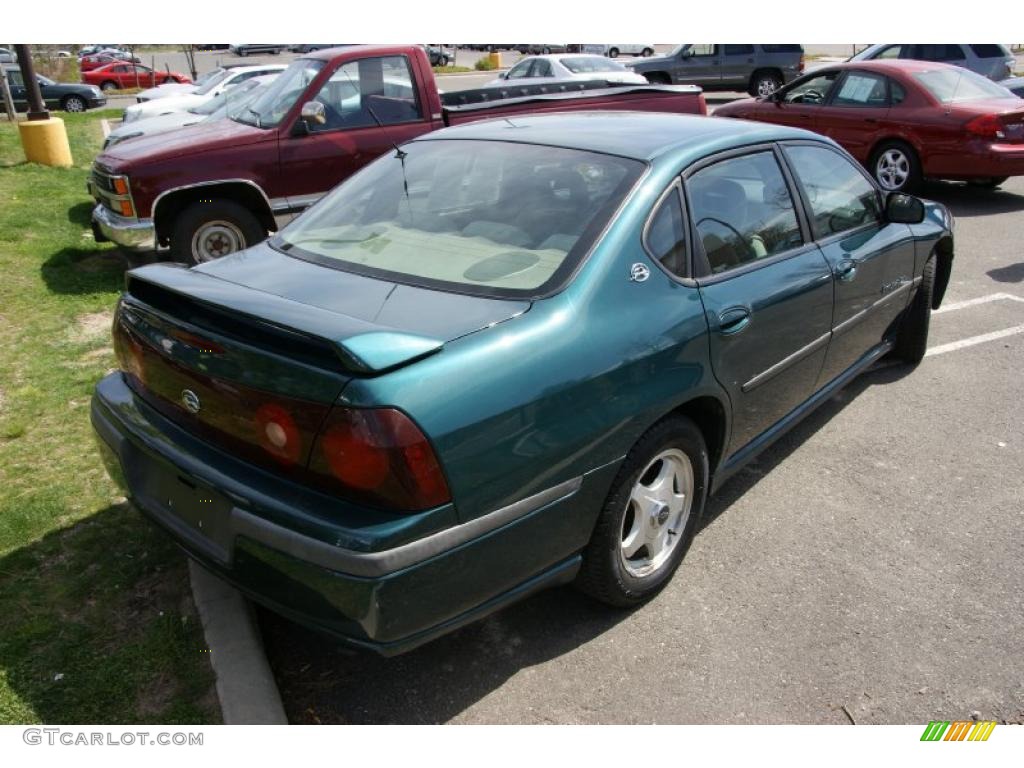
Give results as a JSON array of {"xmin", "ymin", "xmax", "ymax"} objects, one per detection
[{"xmin": 188, "ymin": 560, "xmax": 287, "ymax": 724}]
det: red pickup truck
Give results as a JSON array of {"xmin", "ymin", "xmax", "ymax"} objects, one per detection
[{"xmin": 90, "ymin": 44, "xmax": 707, "ymax": 263}]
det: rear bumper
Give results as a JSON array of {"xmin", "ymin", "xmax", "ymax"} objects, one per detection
[
  {"xmin": 91, "ymin": 373, "xmax": 614, "ymax": 655},
  {"xmin": 926, "ymin": 142, "xmax": 1024, "ymax": 180},
  {"xmin": 91, "ymin": 203, "xmax": 155, "ymax": 251}
]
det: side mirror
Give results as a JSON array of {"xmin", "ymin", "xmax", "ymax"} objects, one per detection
[
  {"xmin": 300, "ymin": 100, "xmax": 326, "ymax": 125},
  {"xmin": 886, "ymin": 192, "xmax": 925, "ymax": 224}
]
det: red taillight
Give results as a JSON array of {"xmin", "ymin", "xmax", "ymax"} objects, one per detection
[
  {"xmin": 113, "ymin": 310, "xmax": 146, "ymax": 386},
  {"xmin": 965, "ymin": 114, "xmax": 1005, "ymax": 140},
  {"xmin": 310, "ymin": 407, "xmax": 450, "ymax": 511}
]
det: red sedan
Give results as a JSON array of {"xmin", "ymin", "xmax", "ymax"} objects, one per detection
[
  {"xmin": 82, "ymin": 62, "xmax": 191, "ymax": 91},
  {"xmin": 716, "ymin": 60, "xmax": 1024, "ymax": 192}
]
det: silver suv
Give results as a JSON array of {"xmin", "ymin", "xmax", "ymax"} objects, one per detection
[
  {"xmin": 850, "ymin": 44, "xmax": 1016, "ymax": 81},
  {"xmin": 626, "ymin": 44, "xmax": 805, "ymax": 97}
]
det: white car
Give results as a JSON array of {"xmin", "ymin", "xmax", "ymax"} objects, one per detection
[
  {"xmin": 135, "ymin": 66, "xmax": 231, "ymax": 101},
  {"xmin": 586, "ymin": 44, "xmax": 656, "ymax": 58},
  {"xmin": 486, "ymin": 54, "xmax": 648, "ymax": 87},
  {"xmin": 125, "ymin": 64, "xmax": 286, "ymax": 120},
  {"xmin": 104, "ymin": 75, "xmax": 277, "ymax": 149}
]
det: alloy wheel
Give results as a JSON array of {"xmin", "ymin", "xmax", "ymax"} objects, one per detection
[
  {"xmin": 757, "ymin": 77, "xmax": 779, "ymax": 97},
  {"xmin": 64, "ymin": 97, "xmax": 85, "ymax": 112},
  {"xmin": 876, "ymin": 148, "xmax": 910, "ymax": 191},
  {"xmin": 619, "ymin": 449, "xmax": 694, "ymax": 579}
]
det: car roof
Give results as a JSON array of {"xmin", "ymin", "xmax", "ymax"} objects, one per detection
[
  {"xmin": 819, "ymin": 59, "xmax": 963, "ymax": 75},
  {"xmin": 225, "ymin": 64, "xmax": 288, "ymax": 74},
  {"xmin": 415, "ymin": 112, "xmax": 824, "ymax": 162},
  {"xmin": 302, "ymin": 44, "xmax": 412, "ymax": 61}
]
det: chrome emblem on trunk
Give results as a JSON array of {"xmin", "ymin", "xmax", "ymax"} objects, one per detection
[{"xmin": 181, "ymin": 389, "xmax": 201, "ymax": 414}]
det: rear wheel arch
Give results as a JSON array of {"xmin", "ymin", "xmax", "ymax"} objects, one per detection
[
  {"xmin": 153, "ymin": 181, "xmax": 275, "ymax": 246},
  {"xmin": 671, "ymin": 395, "xmax": 729, "ymax": 478}
]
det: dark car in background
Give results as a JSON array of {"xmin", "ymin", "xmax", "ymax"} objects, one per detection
[
  {"xmin": 626, "ymin": 44, "xmax": 804, "ymax": 96},
  {"xmin": 715, "ymin": 60, "xmax": 1024, "ymax": 192},
  {"xmin": 2, "ymin": 65, "xmax": 106, "ymax": 112},
  {"xmin": 850, "ymin": 44, "xmax": 1016, "ymax": 82},
  {"xmin": 228, "ymin": 44, "xmax": 285, "ymax": 57}
]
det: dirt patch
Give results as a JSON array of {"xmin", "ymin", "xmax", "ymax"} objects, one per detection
[
  {"xmin": 73, "ymin": 250, "xmax": 133, "ymax": 273},
  {"xmin": 68, "ymin": 311, "xmax": 113, "ymax": 344},
  {"xmin": 135, "ymin": 672, "xmax": 181, "ymax": 718}
]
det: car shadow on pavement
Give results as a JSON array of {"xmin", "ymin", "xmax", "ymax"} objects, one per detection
[
  {"xmin": 0, "ymin": 502, "xmax": 217, "ymax": 723},
  {"xmin": 698, "ymin": 360, "xmax": 913, "ymax": 532},
  {"xmin": 986, "ymin": 262, "xmax": 1024, "ymax": 283},
  {"xmin": 921, "ymin": 181, "xmax": 1024, "ymax": 218},
  {"xmin": 260, "ymin": 359, "xmax": 915, "ymax": 725}
]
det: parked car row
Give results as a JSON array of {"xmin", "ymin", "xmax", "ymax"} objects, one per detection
[
  {"xmin": 2, "ymin": 64, "xmax": 106, "ymax": 113},
  {"xmin": 487, "ymin": 54, "xmax": 648, "ymax": 87},
  {"xmin": 81, "ymin": 62, "xmax": 192, "ymax": 91},
  {"xmin": 124, "ymin": 64, "xmax": 286, "ymax": 121}
]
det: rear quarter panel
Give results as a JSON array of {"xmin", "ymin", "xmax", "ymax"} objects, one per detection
[{"xmin": 338, "ymin": 171, "xmax": 720, "ymax": 527}]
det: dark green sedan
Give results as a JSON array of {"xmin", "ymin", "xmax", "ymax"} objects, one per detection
[
  {"xmin": 2, "ymin": 65, "xmax": 107, "ymax": 113},
  {"xmin": 91, "ymin": 113, "xmax": 954, "ymax": 655}
]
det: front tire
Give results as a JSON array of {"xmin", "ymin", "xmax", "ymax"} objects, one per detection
[
  {"xmin": 608, "ymin": 47, "xmax": 620, "ymax": 58},
  {"xmin": 870, "ymin": 140, "xmax": 922, "ymax": 193},
  {"xmin": 170, "ymin": 200, "xmax": 266, "ymax": 265},
  {"xmin": 641, "ymin": 47, "xmax": 654, "ymax": 57},
  {"xmin": 576, "ymin": 416, "xmax": 709, "ymax": 607},
  {"xmin": 62, "ymin": 95, "xmax": 86, "ymax": 113},
  {"xmin": 892, "ymin": 256, "xmax": 936, "ymax": 366}
]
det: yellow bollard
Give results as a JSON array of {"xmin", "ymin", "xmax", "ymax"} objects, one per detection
[
  {"xmin": 18, "ymin": 117, "xmax": 73, "ymax": 168},
  {"xmin": 489, "ymin": 51, "xmax": 502, "ymax": 69}
]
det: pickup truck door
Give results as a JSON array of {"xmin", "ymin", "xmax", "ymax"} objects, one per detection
[
  {"xmin": 686, "ymin": 146, "xmax": 834, "ymax": 460},
  {"xmin": 671, "ymin": 45, "xmax": 722, "ymax": 88},
  {"xmin": 780, "ymin": 142, "xmax": 917, "ymax": 387},
  {"xmin": 276, "ymin": 53, "xmax": 436, "ymax": 216}
]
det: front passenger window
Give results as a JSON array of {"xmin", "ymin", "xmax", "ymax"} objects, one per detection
[
  {"xmin": 785, "ymin": 145, "xmax": 882, "ymax": 238},
  {"xmin": 782, "ymin": 71, "xmax": 838, "ymax": 104}
]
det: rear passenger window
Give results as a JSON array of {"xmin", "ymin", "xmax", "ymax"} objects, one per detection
[
  {"xmin": 687, "ymin": 152, "xmax": 803, "ymax": 275},
  {"xmin": 724, "ymin": 45, "xmax": 755, "ymax": 56},
  {"xmin": 832, "ymin": 72, "xmax": 889, "ymax": 107},
  {"xmin": 645, "ymin": 186, "xmax": 688, "ymax": 277},
  {"xmin": 969, "ymin": 44, "xmax": 1005, "ymax": 58},
  {"xmin": 785, "ymin": 145, "xmax": 882, "ymax": 238},
  {"xmin": 916, "ymin": 44, "xmax": 965, "ymax": 62},
  {"xmin": 890, "ymin": 80, "xmax": 906, "ymax": 105},
  {"xmin": 873, "ymin": 45, "xmax": 905, "ymax": 59}
]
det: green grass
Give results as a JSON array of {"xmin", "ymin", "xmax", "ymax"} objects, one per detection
[
  {"xmin": 0, "ymin": 111, "xmax": 219, "ymax": 724},
  {"xmin": 432, "ymin": 65, "xmax": 473, "ymax": 74}
]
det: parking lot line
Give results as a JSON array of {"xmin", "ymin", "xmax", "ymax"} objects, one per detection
[
  {"xmin": 925, "ymin": 323, "xmax": 1024, "ymax": 357},
  {"xmin": 934, "ymin": 292, "xmax": 1024, "ymax": 315}
]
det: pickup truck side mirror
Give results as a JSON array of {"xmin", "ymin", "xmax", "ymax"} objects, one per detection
[{"xmin": 885, "ymin": 192, "xmax": 925, "ymax": 224}]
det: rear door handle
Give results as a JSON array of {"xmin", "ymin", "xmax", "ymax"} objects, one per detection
[
  {"xmin": 836, "ymin": 259, "xmax": 858, "ymax": 282},
  {"xmin": 718, "ymin": 306, "xmax": 752, "ymax": 335}
]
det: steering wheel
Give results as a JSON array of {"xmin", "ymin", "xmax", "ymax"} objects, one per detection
[
  {"xmin": 696, "ymin": 217, "xmax": 755, "ymax": 269},
  {"xmin": 793, "ymin": 88, "xmax": 825, "ymax": 104}
]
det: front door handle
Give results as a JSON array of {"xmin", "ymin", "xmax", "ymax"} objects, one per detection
[
  {"xmin": 836, "ymin": 259, "xmax": 857, "ymax": 282},
  {"xmin": 718, "ymin": 306, "xmax": 752, "ymax": 335}
]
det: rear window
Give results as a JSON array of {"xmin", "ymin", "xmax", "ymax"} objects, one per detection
[
  {"xmin": 561, "ymin": 56, "xmax": 627, "ymax": 74},
  {"xmin": 969, "ymin": 44, "xmax": 1007, "ymax": 58},
  {"xmin": 914, "ymin": 68, "xmax": 1012, "ymax": 102},
  {"xmin": 273, "ymin": 140, "xmax": 644, "ymax": 298},
  {"xmin": 760, "ymin": 45, "xmax": 803, "ymax": 53}
]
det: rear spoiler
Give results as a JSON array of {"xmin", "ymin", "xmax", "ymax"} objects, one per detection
[{"xmin": 125, "ymin": 264, "xmax": 444, "ymax": 375}]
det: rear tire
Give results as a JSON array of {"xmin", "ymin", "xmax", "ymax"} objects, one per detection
[
  {"xmin": 170, "ymin": 200, "xmax": 266, "ymax": 265},
  {"xmin": 749, "ymin": 70, "xmax": 783, "ymax": 97},
  {"xmin": 608, "ymin": 47, "xmax": 620, "ymax": 58},
  {"xmin": 100, "ymin": 80, "xmax": 118, "ymax": 92},
  {"xmin": 892, "ymin": 256, "xmax": 936, "ymax": 366},
  {"xmin": 869, "ymin": 140, "xmax": 922, "ymax": 193},
  {"xmin": 641, "ymin": 47, "xmax": 654, "ymax": 57},
  {"xmin": 576, "ymin": 416, "xmax": 708, "ymax": 608}
]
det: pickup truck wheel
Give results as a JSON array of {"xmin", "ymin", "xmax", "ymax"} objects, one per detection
[
  {"xmin": 892, "ymin": 255, "xmax": 936, "ymax": 366},
  {"xmin": 171, "ymin": 200, "xmax": 266, "ymax": 264},
  {"xmin": 641, "ymin": 47, "xmax": 654, "ymax": 57},
  {"xmin": 576, "ymin": 416, "xmax": 708, "ymax": 607}
]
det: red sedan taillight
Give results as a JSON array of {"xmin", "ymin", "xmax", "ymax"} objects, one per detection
[
  {"xmin": 309, "ymin": 407, "xmax": 451, "ymax": 512},
  {"xmin": 965, "ymin": 114, "xmax": 1005, "ymax": 140}
]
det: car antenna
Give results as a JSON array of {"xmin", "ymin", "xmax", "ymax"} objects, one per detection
[{"xmin": 337, "ymin": 64, "xmax": 406, "ymax": 159}]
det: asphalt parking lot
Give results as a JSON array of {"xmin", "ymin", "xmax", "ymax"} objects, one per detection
[{"xmin": 259, "ymin": 177, "xmax": 1024, "ymax": 724}]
